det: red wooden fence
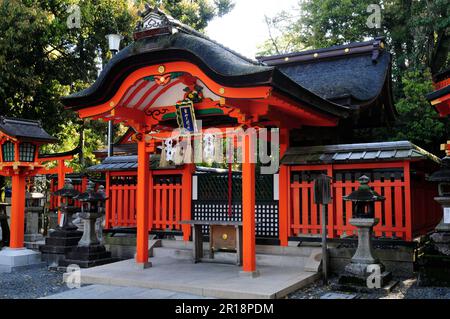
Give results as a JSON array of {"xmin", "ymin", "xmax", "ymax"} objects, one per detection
[
  {"xmin": 287, "ymin": 162, "xmax": 441, "ymax": 241},
  {"xmin": 49, "ymin": 175, "xmax": 88, "ymax": 209},
  {"xmin": 105, "ymin": 171, "xmax": 184, "ymax": 231}
]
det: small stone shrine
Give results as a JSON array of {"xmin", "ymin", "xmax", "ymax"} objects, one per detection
[
  {"xmin": 40, "ymin": 178, "xmax": 83, "ymax": 268},
  {"xmin": 337, "ymin": 175, "xmax": 393, "ymax": 290},
  {"xmin": 61, "ymin": 181, "xmax": 115, "ymax": 268}
]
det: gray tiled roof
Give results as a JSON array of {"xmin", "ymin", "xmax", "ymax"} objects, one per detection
[
  {"xmin": 87, "ymin": 154, "xmax": 180, "ymax": 172},
  {"xmin": 0, "ymin": 117, "xmax": 57, "ymax": 143},
  {"xmin": 281, "ymin": 141, "xmax": 440, "ymax": 165}
]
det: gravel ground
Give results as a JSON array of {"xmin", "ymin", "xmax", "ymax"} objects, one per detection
[
  {"xmin": 289, "ymin": 275, "xmax": 450, "ymax": 299},
  {"xmin": 0, "ymin": 266, "xmax": 70, "ymax": 299},
  {"xmin": 2, "ymin": 267, "xmax": 450, "ymax": 299}
]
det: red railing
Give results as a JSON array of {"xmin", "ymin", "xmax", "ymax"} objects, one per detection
[
  {"xmin": 105, "ymin": 171, "xmax": 184, "ymax": 231},
  {"xmin": 287, "ymin": 162, "xmax": 441, "ymax": 241}
]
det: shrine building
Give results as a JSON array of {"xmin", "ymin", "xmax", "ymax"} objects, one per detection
[{"xmin": 60, "ymin": 8, "xmax": 441, "ymax": 275}]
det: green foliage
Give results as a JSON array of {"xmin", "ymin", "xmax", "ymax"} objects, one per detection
[
  {"xmin": 0, "ymin": 0, "xmax": 233, "ymax": 171},
  {"xmin": 258, "ymin": 0, "xmax": 449, "ymax": 152},
  {"xmin": 393, "ymin": 71, "xmax": 445, "ymax": 146}
]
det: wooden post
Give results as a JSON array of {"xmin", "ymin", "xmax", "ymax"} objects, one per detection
[
  {"xmin": 9, "ymin": 174, "xmax": 26, "ymax": 248},
  {"xmin": 182, "ymin": 164, "xmax": 194, "ymax": 241},
  {"xmin": 57, "ymin": 159, "xmax": 65, "ymax": 224},
  {"xmin": 104, "ymin": 171, "xmax": 111, "ymax": 229},
  {"xmin": 403, "ymin": 161, "xmax": 413, "ymax": 241},
  {"xmin": 278, "ymin": 128, "xmax": 290, "ymax": 246},
  {"xmin": 136, "ymin": 136, "xmax": 151, "ymax": 267},
  {"xmin": 279, "ymin": 165, "xmax": 289, "ymax": 246},
  {"xmin": 241, "ymin": 132, "xmax": 257, "ymax": 275}
]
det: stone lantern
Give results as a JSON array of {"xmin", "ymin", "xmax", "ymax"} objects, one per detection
[
  {"xmin": 62, "ymin": 181, "xmax": 114, "ymax": 268},
  {"xmin": 428, "ymin": 156, "xmax": 450, "ymax": 239},
  {"xmin": 338, "ymin": 175, "xmax": 392, "ymax": 289},
  {"xmin": 417, "ymin": 156, "xmax": 450, "ymax": 286},
  {"xmin": 24, "ymin": 186, "xmax": 45, "ymax": 244},
  {"xmin": 40, "ymin": 178, "xmax": 83, "ymax": 267}
]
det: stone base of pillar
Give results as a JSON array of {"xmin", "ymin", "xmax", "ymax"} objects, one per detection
[
  {"xmin": 60, "ymin": 244, "xmax": 117, "ymax": 268},
  {"xmin": 39, "ymin": 229, "xmax": 83, "ymax": 268},
  {"xmin": 0, "ymin": 247, "xmax": 44, "ymax": 273},
  {"xmin": 239, "ymin": 270, "xmax": 260, "ymax": 278}
]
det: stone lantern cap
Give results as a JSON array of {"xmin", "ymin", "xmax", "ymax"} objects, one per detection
[
  {"xmin": 75, "ymin": 181, "xmax": 107, "ymax": 202},
  {"xmin": 428, "ymin": 156, "xmax": 450, "ymax": 183},
  {"xmin": 343, "ymin": 175, "xmax": 384, "ymax": 202},
  {"xmin": 25, "ymin": 186, "xmax": 44, "ymax": 199},
  {"xmin": 53, "ymin": 178, "xmax": 80, "ymax": 198}
]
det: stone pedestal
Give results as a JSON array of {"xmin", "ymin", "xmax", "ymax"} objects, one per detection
[
  {"xmin": 24, "ymin": 208, "xmax": 44, "ymax": 243},
  {"xmin": 60, "ymin": 211, "xmax": 115, "ymax": 268},
  {"xmin": 338, "ymin": 218, "xmax": 392, "ymax": 289},
  {"xmin": 0, "ymin": 247, "xmax": 44, "ymax": 273},
  {"xmin": 417, "ymin": 196, "xmax": 450, "ymax": 286},
  {"xmin": 40, "ymin": 205, "xmax": 82, "ymax": 267}
]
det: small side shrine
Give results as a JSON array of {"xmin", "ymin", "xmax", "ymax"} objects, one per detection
[{"xmin": 0, "ymin": 117, "xmax": 57, "ymax": 271}]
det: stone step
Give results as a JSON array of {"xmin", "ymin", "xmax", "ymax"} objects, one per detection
[
  {"xmin": 152, "ymin": 246, "xmax": 321, "ymax": 270},
  {"xmin": 160, "ymin": 239, "xmax": 316, "ymax": 257}
]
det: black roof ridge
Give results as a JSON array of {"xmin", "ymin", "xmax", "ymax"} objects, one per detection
[
  {"xmin": 257, "ymin": 37, "xmax": 385, "ymax": 61},
  {"xmin": 427, "ymin": 84, "xmax": 450, "ymax": 101}
]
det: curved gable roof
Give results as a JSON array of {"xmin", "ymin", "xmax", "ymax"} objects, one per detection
[{"xmin": 62, "ymin": 30, "xmax": 349, "ymax": 119}]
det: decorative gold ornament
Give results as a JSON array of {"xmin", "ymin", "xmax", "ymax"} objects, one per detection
[
  {"xmin": 109, "ymin": 101, "xmax": 115, "ymax": 107},
  {"xmin": 219, "ymin": 87, "xmax": 225, "ymax": 94},
  {"xmin": 158, "ymin": 65, "xmax": 165, "ymax": 74},
  {"xmin": 222, "ymin": 233, "xmax": 228, "ymax": 240},
  {"xmin": 344, "ymin": 48, "xmax": 350, "ymax": 53}
]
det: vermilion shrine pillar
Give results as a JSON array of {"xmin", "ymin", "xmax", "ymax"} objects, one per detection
[
  {"xmin": 278, "ymin": 128, "xmax": 290, "ymax": 246},
  {"xmin": 241, "ymin": 131, "xmax": 258, "ymax": 276},
  {"xmin": 135, "ymin": 133, "xmax": 152, "ymax": 267},
  {"xmin": 9, "ymin": 174, "xmax": 26, "ymax": 248}
]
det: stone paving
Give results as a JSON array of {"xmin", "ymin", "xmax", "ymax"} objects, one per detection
[
  {"xmin": 69, "ymin": 256, "xmax": 320, "ymax": 299},
  {"xmin": 42, "ymin": 284, "xmax": 208, "ymax": 299}
]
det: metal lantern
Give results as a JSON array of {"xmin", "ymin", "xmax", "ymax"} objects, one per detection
[
  {"xmin": 343, "ymin": 175, "xmax": 384, "ymax": 218},
  {"xmin": 105, "ymin": 34, "xmax": 123, "ymax": 53}
]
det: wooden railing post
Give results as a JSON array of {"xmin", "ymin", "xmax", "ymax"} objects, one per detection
[
  {"xmin": 404, "ymin": 161, "xmax": 413, "ymax": 241},
  {"xmin": 182, "ymin": 164, "xmax": 194, "ymax": 241},
  {"xmin": 278, "ymin": 164, "xmax": 289, "ymax": 246},
  {"xmin": 104, "ymin": 172, "xmax": 111, "ymax": 229}
]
